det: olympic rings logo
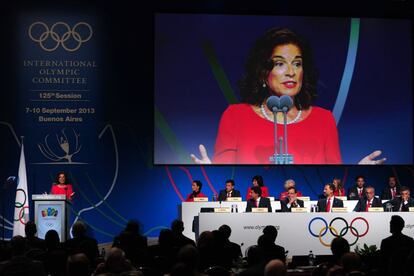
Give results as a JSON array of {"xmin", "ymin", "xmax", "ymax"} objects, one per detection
[
  {"xmin": 28, "ymin": 21, "xmax": 93, "ymax": 52},
  {"xmin": 14, "ymin": 188, "xmax": 29, "ymax": 225},
  {"xmin": 308, "ymin": 217, "xmax": 369, "ymax": 247}
]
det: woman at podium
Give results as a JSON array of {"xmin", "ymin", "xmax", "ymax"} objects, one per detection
[{"xmin": 51, "ymin": 172, "xmax": 75, "ymax": 201}]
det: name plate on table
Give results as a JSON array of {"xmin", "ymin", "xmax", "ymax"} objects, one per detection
[
  {"xmin": 227, "ymin": 197, "xmax": 242, "ymax": 202},
  {"xmin": 214, "ymin": 207, "xmax": 231, "ymax": 213},
  {"xmin": 409, "ymin": 207, "xmax": 414, "ymax": 212},
  {"xmin": 291, "ymin": 207, "xmax": 308, "ymax": 213},
  {"xmin": 194, "ymin": 197, "xmax": 208, "ymax": 202},
  {"xmin": 336, "ymin": 196, "xmax": 347, "ymax": 201},
  {"xmin": 368, "ymin": 207, "xmax": 384, "ymax": 212},
  {"xmin": 297, "ymin": 196, "xmax": 310, "ymax": 201},
  {"xmin": 252, "ymin": 208, "xmax": 269, "ymax": 213},
  {"xmin": 332, "ymin": 207, "xmax": 348, "ymax": 213}
]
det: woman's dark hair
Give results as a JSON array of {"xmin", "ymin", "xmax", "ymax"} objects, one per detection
[
  {"xmin": 239, "ymin": 27, "xmax": 318, "ymax": 110},
  {"xmin": 252, "ymin": 175, "xmax": 264, "ymax": 187},
  {"xmin": 193, "ymin": 180, "xmax": 203, "ymax": 191},
  {"xmin": 333, "ymin": 178, "xmax": 343, "ymax": 190},
  {"xmin": 55, "ymin": 171, "xmax": 68, "ymax": 184}
]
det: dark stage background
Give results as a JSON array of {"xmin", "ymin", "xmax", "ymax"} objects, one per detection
[{"xmin": 0, "ymin": 0, "xmax": 413, "ymax": 244}]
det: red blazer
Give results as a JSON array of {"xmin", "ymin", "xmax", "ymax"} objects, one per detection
[
  {"xmin": 333, "ymin": 188, "xmax": 346, "ymax": 197},
  {"xmin": 51, "ymin": 184, "xmax": 74, "ymax": 200},
  {"xmin": 246, "ymin": 186, "xmax": 269, "ymax": 200},
  {"xmin": 185, "ymin": 192, "xmax": 208, "ymax": 202}
]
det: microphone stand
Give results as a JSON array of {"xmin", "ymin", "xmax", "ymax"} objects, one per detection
[
  {"xmin": 282, "ymin": 108, "xmax": 294, "ymax": 164},
  {"xmin": 271, "ymin": 107, "xmax": 279, "ymax": 164}
]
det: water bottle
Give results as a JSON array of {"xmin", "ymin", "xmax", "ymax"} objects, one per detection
[
  {"xmin": 212, "ymin": 194, "xmax": 217, "ymax": 202},
  {"xmin": 101, "ymin": 247, "xmax": 106, "ymax": 258},
  {"xmin": 308, "ymin": 250, "xmax": 315, "ymax": 266},
  {"xmin": 385, "ymin": 202, "xmax": 392, "ymax": 212},
  {"xmin": 231, "ymin": 204, "xmax": 237, "ymax": 213}
]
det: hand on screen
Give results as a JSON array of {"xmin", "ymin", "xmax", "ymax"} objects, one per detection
[
  {"xmin": 190, "ymin": 144, "xmax": 212, "ymax": 164},
  {"xmin": 358, "ymin": 150, "xmax": 386, "ymax": 164}
]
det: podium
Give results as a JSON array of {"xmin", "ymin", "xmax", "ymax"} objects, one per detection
[{"xmin": 32, "ymin": 194, "xmax": 71, "ymax": 241}]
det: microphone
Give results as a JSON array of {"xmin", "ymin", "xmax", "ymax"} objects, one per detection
[
  {"xmin": 267, "ymin": 96, "xmax": 280, "ymax": 164},
  {"xmin": 280, "ymin": 95, "xmax": 293, "ymax": 160},
  {"xmin": 3, "ymin": 176, "xmax": 17, "ymax": 190},
  {"xmin": 266, "ymin": 96, "xmax": 281, "ymax": 112},
  {"xmin": 279, "ymin": 95, "xmax": 293, "ymax": 112}
]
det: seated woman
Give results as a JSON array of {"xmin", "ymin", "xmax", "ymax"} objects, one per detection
[
  {"xmin": 246, "ymin": 175, "xmax": 269, "ymax": 200},
  {"xmin": 333, "ymin": 177, "xmax": 346, "ymax": 197},
  {"xmin": 185, "ymin": 180, "xmax": 207, "ymax": 202},
  {"xmin": 279, "ymin": 179, "xmax": 302, "ymax": 201},
  {"xmin": 50, "ymin": 172, "xmax": 74, "ymax": 201}
]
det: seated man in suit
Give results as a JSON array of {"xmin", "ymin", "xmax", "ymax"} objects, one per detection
[
  {"xmin": 218, "ymin": 179, "xmax": 241, "ymax": 201},
  {"xmin": 246, "ymin": 186, "xmax": 272, "ymax": 212},
  {"xmin": 317, "ymin": 183, "xmax": 343, "ymax": 212},
  {"xmin": 347, "ymin": 175, "xmax": 366, "ymax": 200},
  {"xmin": 389, "ymin": 186, "xmax": 414, "ymax": 212},
  {"xmin": 380, "ymin": 175, "xmax": 401, "ymax": 200},
  {"xmin": 353, "ymin": 186, "xmax": 383, "ymax": 212},
  {"xmin": 280, "ymin": 187, "xmax": 304, "ymax": 212}
]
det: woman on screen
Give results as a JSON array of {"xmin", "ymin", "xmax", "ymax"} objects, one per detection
[
  {"xmin": 190, "ymin": 27, "xmax": 385, "ymax": 164},
  {"xmin": 50, "ymin": 172, "xmax": 74, "ymax": 201}
]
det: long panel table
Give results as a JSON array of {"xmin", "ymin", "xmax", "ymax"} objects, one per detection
[
  {"xmin": 198, "ymin": 212, "xmax": 414, "ymax": 257},
  {"xmin": 180, "ymin": 200, "xmax": 360, "ymax": 240}
]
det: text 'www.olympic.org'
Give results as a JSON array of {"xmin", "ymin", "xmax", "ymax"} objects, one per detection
[{"xmin": 243, "ymin": 225, "xmax": 280, "ymax": 230}]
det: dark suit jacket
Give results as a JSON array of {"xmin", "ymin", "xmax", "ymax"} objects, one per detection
[
  {"xmin": 380, "ymin": 186, "xmax": 401, "ymax": 200},
  {"xmin": 380, "ymin": 233, "xmax": 414, "ymax": 275},
  {"xmin": 280, "ymin": 198, "xmax": 304, "ymax": 212},
  {"xmin": 389, "ymin": 197, "xmax": 414, "ymax": 212},
  {"xmin": 246, "ymin": 197, "xmax": 272, "ymax": 212},
  {"xmin": 353, "ymin": 197, "xmax": 383, "ymax": 212},
  {"xmin": 218, "ymin": 189, "xmax": 241, "ymax": 201},
  {"xmin": 347, "ymin": 186, "xmax": 366, "ymax": 200},
  {"xmin": 317, "ymin": 197, "xmax": 343, "ymax": 212}
]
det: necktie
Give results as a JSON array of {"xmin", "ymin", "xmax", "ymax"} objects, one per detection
[
  {"xmin": 358, "ymin": 189, "xmax": 362, "ymax": 198},
  {"xmin": 365, "ymin": 200, "xmax": 371, "ymax": 211},
  {"xmin": 391, "ymin": 188, "xmax": 396, "ymax": 199},
  {"xmin": 326, "ymin": 198, "xmax": 331, "ymax": 212},
  {"xmin": 227, "ymin": 192, "xmax": 231, "ymax": 198}
]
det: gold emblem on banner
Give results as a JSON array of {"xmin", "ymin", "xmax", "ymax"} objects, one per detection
[{"xmin": 28, "ymin": 22, "xmax": 93, "ymax": 52}]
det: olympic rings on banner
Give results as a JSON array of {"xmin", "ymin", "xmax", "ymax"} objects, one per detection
[
  {"xmin": 340, "ymin": 226, "xmax": 359, "ymax": 246},
  {"xmin": 350, "ymin": 217, "xmax": 369, "ymax": 237},
  {"xmin": 329, "ymin": 217, "xmax": 348, "ymax": 237},
  {"xmin": 308, "ymin": 217, "xmax": 328, "ymax": 237},
  {"xmin": 15, "ymin": 188, "xmax": 27, "ymax": 208},
  {"xmin": 308, "ymin": 216, "xmax": 370, "ymax": 246},
  {"xmin": 319, "ymin": 226, "xmax": 339, "ymax": 247},
  {"xmin": 28, "ymin": 21, "xmax": 93, "ymax": 52}
]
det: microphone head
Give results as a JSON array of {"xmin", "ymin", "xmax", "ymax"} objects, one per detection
[
  {"xmin": 266, "ymin": 96, "xmax": 280, "ymax": 112},
  {"xmin": 280, "ymin": 95, "xmax": 293, "ymax": 112},
  {"xmin": 6, "ymin": 176, "xmax": 17, "ymax": 184}
]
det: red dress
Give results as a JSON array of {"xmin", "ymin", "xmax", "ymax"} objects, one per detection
[
  {"xmin": 333, "ymin": 188, "xmax": 346, "ymax": 197},
  {"xmin": 279, "ymin": 190, "xmax": 303, "ymax": 201},
  {"xmin": 246, "ymin": 186, "xmax": 270, "ymax": 200},
  {"xmin": 213, "ymin": 104, "xmax": 341, "ymax": 164},
  {"xmin": 185, "ymin": 192, "xmax": 208, "ymax": 202},
  {"xmin": 51, "ymin": 184, "xmax": 74, "ymax": 200}
]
